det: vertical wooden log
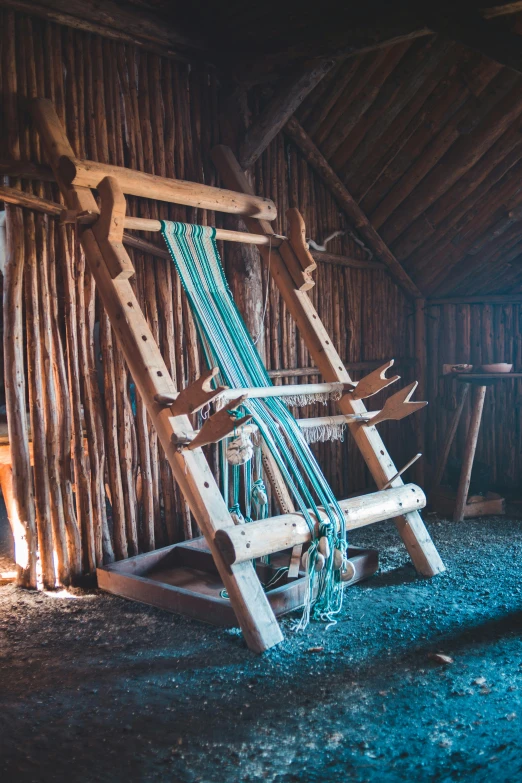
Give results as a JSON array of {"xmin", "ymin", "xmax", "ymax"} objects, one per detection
[
  {"xmin": 24, "ymin": 212, "xmax": 55, "ymax": 588},
  {"xmin": 77, "ymin": 250, "xmax": 114, "ymax": 565},
  {"xmin": 3, "ymin": 206, "xmax": 38, "ymax": 587},
  {"xmin": 59, "ymin": 226, "xmax": 96, "ymax": 573},
  {"xmin": 47, "ymin": 220, "xmax": 82, "ymax": 579},
  {"xmin": 99, "ymin": 314, "xmax": 128, "ymax": 560},
  {"xmin": 414, "ymin": 298, "xmax": 427, "ymax": 486},
  {"xmin": 36, "ymin": 215, "xmax": 71, "ymax": 584},
  {"xmin": 453, "ymin": 384, "xmax": 488, "ymax": 522},
  {"xmin": 2, "ymin": 11, "xmax": 37, "ymax": 587},
  {"xmin": 84, "ymin": 267, "xmax": 114, "ymax": 562},
  {"xmin": 114, "ymin": 343, "xmax": 139, "ymax": 556}
]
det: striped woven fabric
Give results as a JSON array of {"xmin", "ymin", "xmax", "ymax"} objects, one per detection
[{"xmin": 162, "ymin": 221, "xmax": 347, "ymax": 624}]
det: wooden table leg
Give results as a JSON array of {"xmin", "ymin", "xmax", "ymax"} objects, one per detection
[
  {"xmin": 453, "ymin": 385, "xmax": 487, "ymax": 522},
  {"xmin": 431, "ymin": 383, "xmax": 470, "ymax": 491}
]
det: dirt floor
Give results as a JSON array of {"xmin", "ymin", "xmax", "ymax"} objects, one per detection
[{"xmin": 1, "ymin": 505, "xmax": 522, "ymax": 783}]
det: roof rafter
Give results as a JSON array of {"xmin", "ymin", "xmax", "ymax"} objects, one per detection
[{"xmin": 283, "ymin": 116, "xmax": 423, "ymax": 299}]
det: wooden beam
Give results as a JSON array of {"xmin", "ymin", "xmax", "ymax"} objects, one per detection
[
  {"xmin": 0, "ymin": 158, "xmax": 54, "ymax": 182},
  {"xmin": 482, "ymin": 3, "xmax": 522, "ymax": 19},
  {"xmin": 283, "ymin": 116, "xmax": 423, "ymax": 299},
  {"xmin": 427, "ymin": 9, "xmax": 522, "ymax": 76},
  {"xmin": 0, "ymin": 186, "xmax": 279, "ymax": 250},
  {"xmin": 227, "ymin": 4, "xmax": 522, "ymax": 74},
  {"xmin": 215, "ymin": 484, "xmax": 427, "ymax": 566},
  {"xmin": 310, "ymin": 250, "xmax": 385, "ymax": 270},
  {"xmin": 239, "ymin": 60, "xmax": 334, "ymax": 169},
  {"xmin": 267, "ymin": 360, "xmax": 416, "ymax": 379},
  {"xmin": 0, "ymin": 185, "xmax": 62, "ymax": 216},
  {"xmin": 4, "ymin": 0, "xmax": 522, "ymax": 71},
  {"xmin": 58, "ymin": 155, "xmax": 277, "ymax": 219},
  {"xmin": 0, "ymin": 0, "xmax": 207, "ymax": 61},
  {"xmin": 427, "ymin": 294, "xmax": 522, "ymax": 304},
  {"xmin": 122, "ymin": 233, "xmax": 171, "ymax": 261}
]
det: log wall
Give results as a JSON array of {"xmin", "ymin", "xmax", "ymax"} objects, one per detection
[
  {"xmin": 0, "ymin": 11, "xmax": 416, "ymax": 582},
  {"xmin": 425, "ymin": 302, "xmax": 522, "ymax": 489}
]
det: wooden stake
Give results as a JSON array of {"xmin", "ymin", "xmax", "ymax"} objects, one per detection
[
  {"xmin": 431, "ymin": 383, "xmax": 470, "ymax": 491},
  {"xmin": 453, "ymin": 384, "xmax": 487, "ymax": 522}
]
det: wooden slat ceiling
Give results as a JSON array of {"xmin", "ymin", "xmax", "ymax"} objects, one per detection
[
  {"xmin": 123, "ymin": 0, "xmax": 522, "ymax": 296},
  {"xmin": 296, "ymin": 32, "xmax": 522, "ymax": 297},
  {"xmin": 21, "ymin": 0, "xmax": 522, "ymax": 296}
]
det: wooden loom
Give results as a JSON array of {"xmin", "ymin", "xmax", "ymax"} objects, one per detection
[{"xmin": 30, "ymin": 98, "xmax": 444, "ymax": 653}]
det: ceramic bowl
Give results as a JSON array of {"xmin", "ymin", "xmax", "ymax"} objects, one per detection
[{"xmin": 479, "ymin": 363, "xmax": 513, "ymax": 373}]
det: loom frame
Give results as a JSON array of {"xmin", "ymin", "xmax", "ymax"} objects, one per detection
[{"xmin": 30, "ymin": 98, "xmax": 444, "ymax": 653}]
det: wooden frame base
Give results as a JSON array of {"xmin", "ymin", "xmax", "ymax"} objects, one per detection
[{"xmin": 97, "ymin": 538, "xmax": 379, "ymax": 627}]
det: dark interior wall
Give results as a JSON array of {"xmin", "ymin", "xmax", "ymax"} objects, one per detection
[
  {"xmin": 0, "ymin": 9, "xmax": 416, "ymax": 573},
  {"xmin": 425, "ymin": 302, "xmax": 522, "ymax": 489}
]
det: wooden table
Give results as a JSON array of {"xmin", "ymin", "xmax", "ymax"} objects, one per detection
[{"xmin": 432, "ymin": 373, "xmax": 521, "ymax": 521}]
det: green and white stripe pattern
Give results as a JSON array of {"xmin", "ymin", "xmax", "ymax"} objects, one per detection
[{"xmin": 162, "ymin": 221, "xmax": 347, "ymax": 626}]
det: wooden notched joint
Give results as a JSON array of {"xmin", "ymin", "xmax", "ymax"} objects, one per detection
[
  {"xmin": 365, "ymin": 381, "xmax": 427, "ymax": 427},
  {"xmin": 286, "ymin": 208, "xmax": 317, "ymax": 275},
  {"xmin": 348, "ymin": 360, "xmax": 400, "ymax": 401},
  {"xmin": 93, "ymin": 176, "xmax": 136, "ymax": 280},
  {"xmin": 60, "ymin": 208, "xmax": 98, "ymax": 226},
  {"xmin": 57, "ymin": 154, "xmax": 78, "ymax": 185},
  {"xmin": 154, "ymin": 393, "xmax": 178, "ymax": 407},
  {"xmin": 185, "ymin": 395, "xmax": 252, "ymax": 450},
  {"xmin": 169, "ymin": 368, "xmax": 228, "ymax": 416}
]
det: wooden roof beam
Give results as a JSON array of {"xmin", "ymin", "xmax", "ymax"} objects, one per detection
[
  {"xmin": 0, "ymin": 0, "xmax": 207, "ymax": 61},
  {"xmin": 239, "ymin": 60, "xmax": 334, "ymax": 169},
  {"xmin": 426, "ymin": 8, "xmax": 522, "ymax": 76},
  {"xmin": 283, "ymin": 116, "xmax": 423, "ymax": 299},
  {"xmin": 428, "ymin": 294, "xmax": 522, "ymax": 304}
]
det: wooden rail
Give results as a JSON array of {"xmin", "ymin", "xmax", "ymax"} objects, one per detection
[
  {"xmin": 215, "ymin": 485, "xmax": 426, "ymax": 565},
  {"xmin": 57, "ymin": 156, "xmax": 277, "ymax": 220}
]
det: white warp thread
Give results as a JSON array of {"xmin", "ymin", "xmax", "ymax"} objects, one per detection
[{"xmin": 301, "ymin": 423, "xmax": 346, "ymax": 444}]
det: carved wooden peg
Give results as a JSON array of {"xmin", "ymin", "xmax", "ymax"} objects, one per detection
[
  {"xmin": 366, "ymin": 382, "xmax": 427, "ymax": 427},
  {"xmin": 349, "ymin": 360, "xmax": 400, "ymax": 401},
  {"xmin": 94, "ymin": 176, "xmax": 135, "ymax": 280},
  {"xmin": 185, "ymin": 396, "xmax": 253, "ymax": 450},
  {"xmin": 60, "ymin": 208, "xmax": 98, "ymax": 226},
  {"xmin": 286, "ymin": 208, "xmax": 317, "ymax": 274},
  {"xmin": 169, "ymin": 367, "xmax": 228, "ymax": 416}
]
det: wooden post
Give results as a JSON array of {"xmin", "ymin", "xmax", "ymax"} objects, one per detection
[
  {"xmin": 453, "ymin": 384, "xmax": 487, "ymax": 522},
  {"xmin": 415, "ymin": 298, "xmax": 427, "ymax": 486},
  {"xmin": 31, "ymin": 98, "xmax": 282, "ymax": 654},
  {"xmin": 3, "ymin": 205, "xmax": 38, "ymax": 588},
  {"xmin": 211, "ymin": 145, "xmax": 445, "ymax": 578},
  {"xmin": 431, "ymin": 383, "xmax": 470, "ymax": 490}
]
